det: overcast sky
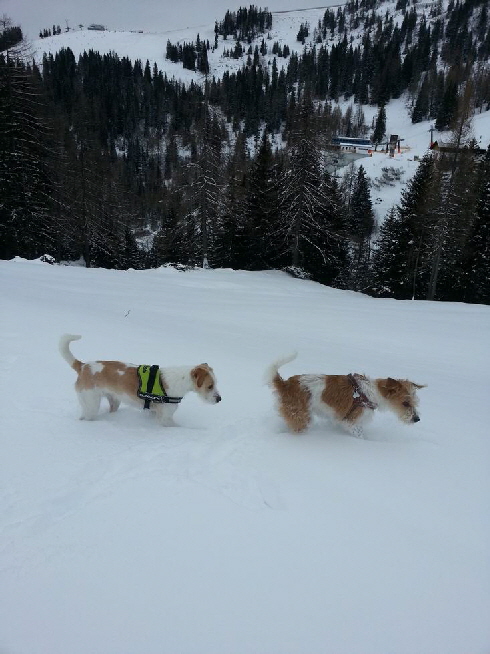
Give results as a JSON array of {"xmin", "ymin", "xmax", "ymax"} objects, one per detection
[{"xmin": 2, "ymin": 0, "xmax": 342, "ymax": 41}]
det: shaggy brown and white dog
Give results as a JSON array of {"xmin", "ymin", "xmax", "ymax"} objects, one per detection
[
  {"xmin": 265, "ymin": 353, "xmax": 425, "ymax": 438},
  {"xmin": 59, "ymin": 334, "xmax": 221, "ymax": 426}
]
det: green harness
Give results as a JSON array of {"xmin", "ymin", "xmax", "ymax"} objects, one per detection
[{"xmin": 137, "ymin": 365, "xmax": 182, "ymax": 409}]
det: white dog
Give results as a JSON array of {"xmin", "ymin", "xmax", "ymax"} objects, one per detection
[{"xmin": 59, "ymin": 334, "xmax": 221, "ymax": 426}]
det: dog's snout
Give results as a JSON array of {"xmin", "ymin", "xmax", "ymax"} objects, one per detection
[
  {"xmin": 216, "ymin": 395, "xmax": 222, "ymax": 403},
  {"xmin": 412, "ymin": 415, "xmax": 420, "ymax": 423}
]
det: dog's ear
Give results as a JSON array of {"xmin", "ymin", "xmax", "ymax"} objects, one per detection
[
  {"xmin": 386, "ymin": 377, "xmax": 401, "ymax": 390},
  {"xmin": 380, "ymin": 377, "xmax": 400, "ymax": 396},
  {"xmin": 411, "ymin": 382, "xmax": 427, "ymax": 390},
  {"xmin": 192, "ymin": 365, "xmax": 208, "ymax": 388}
]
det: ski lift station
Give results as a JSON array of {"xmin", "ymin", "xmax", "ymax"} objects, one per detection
[
  {"xmin": 325, "ymin": 136, "xmax": 373, "ymax": 173},
  {"xmin": 330, "ymin": 136, "xmax": 373, "ymax": 151}
]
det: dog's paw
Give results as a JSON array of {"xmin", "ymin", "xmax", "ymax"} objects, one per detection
[{"xmin": 160, "ymin": 419, "xmax": 178, "ymax": 427}]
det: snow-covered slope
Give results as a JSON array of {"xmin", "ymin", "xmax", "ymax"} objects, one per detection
[
  {"xmin": 1, "ymin": 258, "xmax": 489, "ymax": 654},
  {"xmin": 5, "ymin": 0, "xmax": 341, "ymax": 42},
  {"xmin": 353, "ymin": 99, "xmax": 490, "ymax": 220},
  {"xmin": 28, "ymin": 3, "xmax": 490, "ymax": 224},
  {"xmin": 30, "ymin": 7, "xmax": 335, "ymax": 84}
]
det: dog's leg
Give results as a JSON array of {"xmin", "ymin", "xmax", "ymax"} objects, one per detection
[
  {"xmin": 343, "ymin": 419, "xmax": 365, "ymax": 439},
  {"xmin": 279, "ymin": 405, "xmax": 311, "ymax": 433},
  {"xmin": 154, "ymin": 404, "xmax": 178, "ymax": 427},
  {"xmin": 342, "ymin": 405, "xmax": 371, "ymax": 439},
  {"xmin": 105, "ymin": 394, "xmax": 120, "ymax": 413},
  {"xmin": 77, "ymin": 389, "xmax": 101, "ymax": 420},
  {"xmin": 341, "ymin": 417, "xmax": 365, "ymax": 439}
]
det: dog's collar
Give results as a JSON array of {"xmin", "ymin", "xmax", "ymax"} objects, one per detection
[{"xmin": 344, "ymin": 373, "xmax": 377, "ymax": 419}]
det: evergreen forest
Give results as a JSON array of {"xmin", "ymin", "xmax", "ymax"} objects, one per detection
[{"xmin": 1, "ymin": 0, "xmax": 490, "ymax": 304}]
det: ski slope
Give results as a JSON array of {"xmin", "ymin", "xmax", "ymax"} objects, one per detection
[{"xmin": 1, "ymin": 258, "xmax": 489, "ymax": 654}]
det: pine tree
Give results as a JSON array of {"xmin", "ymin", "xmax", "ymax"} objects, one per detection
[
  {"xmin": 430, "ymin": 69, "xmax": 445, "ymax": 119},
  {"xmin": 276, "ymin": 98, "xmax": 347, "ymax": 284},
  {"xmin": 427, "ymin": 141, "xmax": 483, "ymax": 301},
  {"xmin": 372, "ymin": 104, "xmax": 386, "ymax": 147},
  {"xmin": 238, "ymin": 131, "xmax": 280, "ymax": 270},
  {"xmin": 0, "ymin": 20, "xmax": 22, "ymax": 52},
  {"xmin": 217, "ymin": 130, "xmax": 249, "ymax": 269},
  {"xmin": 435, "ymin": 70, "xmax": 459, "ymax": 130},
  {"xmin": 0, "ymin": 42, "xmax": 54, "ymax": 260},
  {"xmin": 186, "ymin": 106, "xmax": 225, "ymax": 267},
  {"xmin": 427, "ymin": 83, "xmax": 476, "ymax": 300},
  {"xmin": 370, "ymin": 208, "xmax": 413, "ymax": 297},
  {"xmin": 464, "ymin": 147, "xmax": 490, "ymax": 303},
  {"xmin": 346, "ymin": 165, "xmax": 375, "ymax": 290},
  {"xmin": 371, "ymin": 154, "xmax": 437, "ymax": 299},
  {"xmin": 412, "ymin": 74, "xmax": 430, "ymax": 123}
]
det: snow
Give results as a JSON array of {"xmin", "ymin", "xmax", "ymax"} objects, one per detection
[
  {"xmin": 354, "ymin": 99, "xmax": 490, "ymax": 223},
  {"xmin": 27, "ymin": 7, "xmax": 335, "ymax": 86},
  {"xmin": 22, "ymin": 4, "xmax": 490, "ymax": 225},
  {"xmin": 1, "ymin": 257, "xmax": 489, "ymax": 654},
  {"xmin": 6, "ymin": 0, "xmax": 342, "ymax": 42}
]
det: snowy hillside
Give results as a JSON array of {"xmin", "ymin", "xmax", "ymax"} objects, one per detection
[
  {"xmin": 5, "ymin": 0, "xmax": 341, "ymax": 42},
  {"xmin": 28, "ymin": 3, "xmax": 490, "ymax": 224},
  {"xmin": 1, "ymin": 257, "xmax": 489, "ymax": 654},
  {"xmin": 30, "ymin": 7, "xmax": 338, "ymax": 83}
]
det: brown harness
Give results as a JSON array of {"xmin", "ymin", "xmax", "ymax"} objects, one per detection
[{"xmin": 344, "ymin": 374, "xmax": 377, "ymax": 420}]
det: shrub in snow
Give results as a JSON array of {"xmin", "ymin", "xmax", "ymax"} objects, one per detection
[
  {"xmin": 371, "ymin": 166, "xmax": 405, "ymax": 190},
  {"xmin": 40, "ymin": 254, "xmax": 56, "ymax": 264},
  {"xmin": 283, "ymin": 266, "xmax": 311, "ymax": 280}
]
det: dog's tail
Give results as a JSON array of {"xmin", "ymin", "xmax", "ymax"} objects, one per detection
[
  {"xmin": 59, "ymin": 334, "xmax": 83, "ymax": 374},
  {"xmin": 264, "ymin": 352, "xmax": 298, "ymax": 388}
]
